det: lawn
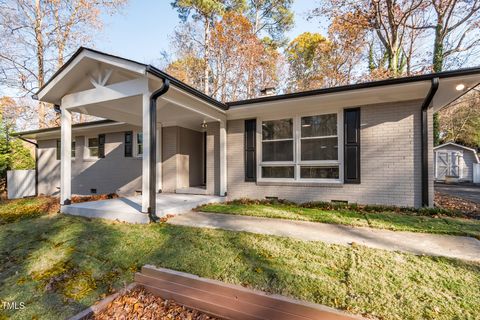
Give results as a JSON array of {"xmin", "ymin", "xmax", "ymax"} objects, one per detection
[
  {"xmin": 0, "ymin": 198, "xmax": 479, "ymax": 320},
  {"xmin": 198, "ymin": 202, "xmax": 480, "ymax": 238}
]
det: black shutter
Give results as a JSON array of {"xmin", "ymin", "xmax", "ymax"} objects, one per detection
[
  {"xmin": 56, "ymin": 139, "xmax": 61, "ymax": 160},
  {"xmin": 124, "ymin": 131, "xmax": 133, "ymax": 157},
  {"xmin": 245, "ymin": 119, "xmax": 257, "ymax": 182},
  {"xmin": 98, "ymin": 134, "xmax": 106, "ymax": 158},
  {"xmin": 344, "ymin": 108, "xmax": 360, "ymax": 183}
]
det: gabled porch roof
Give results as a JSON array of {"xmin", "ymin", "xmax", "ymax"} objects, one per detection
[{"xmin": 34, "ymin": 47, "xmax": 227, "ymax": 111}]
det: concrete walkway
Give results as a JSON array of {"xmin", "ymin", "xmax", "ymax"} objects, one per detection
[{"xmin": 169, "ymin": 212, "xmax": 480, "ymax": 262}]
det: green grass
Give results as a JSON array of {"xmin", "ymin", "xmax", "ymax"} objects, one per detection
[
  {"xmin": 0, "ymin": 200, "xmax": 478, "ymax": 319},
  {"xmin": 0, "ymin": 197, "xmax": 58, "ymax": 225},
  {"xmin": 198, "ymin": 202, "xmax": 480, "ymax": 239}
]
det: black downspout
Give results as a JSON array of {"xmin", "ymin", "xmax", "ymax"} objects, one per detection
[
  {"xmin": 421, "ymin": 77, "xmax": 439, "ymax": 207},
  {"xmin": 17, "ymin": 136, "xmax": 39, "ymax": 197},
  {"xmin": 148, "ymin": 78, "xmax": 170, "ymax": 222}
]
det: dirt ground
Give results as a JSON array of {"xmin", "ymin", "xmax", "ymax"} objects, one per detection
[
  {"xmin": 435, "ymin": 191, "xmax": 480, "ymax": 217},
  {"xmin": 89, "ymin": 287, "xmax": 220, "ymax": 320}
]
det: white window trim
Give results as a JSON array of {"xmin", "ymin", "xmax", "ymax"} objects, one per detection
[
  {"xmin": 256, "ymin": 110, "xmax": 344, "ymax": 184},
  {"xmin": 84, "ymin": 136, "xmax": 99, "ymax": 160},
  {"xmin": 133, "ymin": 130, "xmax": 143, "ymax": 159}
]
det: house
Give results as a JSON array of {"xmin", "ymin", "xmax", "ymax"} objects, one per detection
[
  {"xmin": 434, "ymin": 142, "xmax": 480, "ymax": 182},
  {"xmin": 13, "ymin": 47, "xmax": 480, "ymax": 220}
]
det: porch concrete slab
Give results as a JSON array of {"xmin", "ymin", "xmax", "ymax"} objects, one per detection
[
  {"xmin": 62, "ymin": 194, "xmax": 225, "ymax": 224},
  {"xmin": 169, "ymin": 212, "xmax": 480, "ymax": 262}
]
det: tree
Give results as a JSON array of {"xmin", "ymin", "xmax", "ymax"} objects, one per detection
[
  {"xmin": 322, "ymin": 12, "xmax": 369, "ymax": 86},
  {"xmin": 285, "ymin": 32, "xmax": 330, "ymax": 92},
  {"xmin": 209, "ymin": 12, "xmax": 279, "ymax": 101},
  {"xmin": 0, "ymin": 97, "xmax": 35, "ymax": 190},
  {"xmin": 0, "ymin": 0, "xmax": 127, "ymax": 128},
  {"xmin": 246, "ymin": 0, "xmax": 294, "ymax": 43},
  {"xmin": 167, "ymin": 55, "xmax": 206, "ymax": 91},
  {"xmin": 426, "ymin": 0, "xmax": 480, "ymax": 72},
  {"xmin": 171, "ymin": 0, "xmax": 244, "ymax": 95},
  {"xmin": 438, "ymin": 89, "xmax": 480, "ymax": 149},
  {"xmin": 420, "ymin": 1, "xmax": 480, "ymax": 146},
  {"xmin": 312, "ymin": 0, "xmax": 428, "ymax": 78}
]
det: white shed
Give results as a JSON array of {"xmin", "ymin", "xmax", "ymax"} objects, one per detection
[{"xmin": 434, "ymin": 142, "xmax": 479, "ymax": 182}]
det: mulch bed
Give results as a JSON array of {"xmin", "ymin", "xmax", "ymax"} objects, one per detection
[
  {"xmin": 71, "ymin": 193, "xmax": 119, "ymax": 204},
  {"xmin": 435, "ymin": 192, "xmax": 480, "ymax": 218},
  {"xmin": 89, "ymin": 287, "xmax": 221, "ymax": 320}
]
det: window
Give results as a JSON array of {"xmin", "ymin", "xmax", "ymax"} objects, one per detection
[
  {"xmin": 259, "ymin": 113, "xmax": 341, "ymax": 181},
  {"xmin": 261, "ymin": 119, "xmax": 294, "ymax": 178},
  {"xmin": 124, "ymin": 131, "xmax": 133, "ymax": 157},
  {"xmin": 136, "ymin": 132, "xmax": 143, "ymax": 157},
  {"xmin": 87, "ymin": 137, "xmax": 99, "ymax": 158},
  {"xmin": 300, "ymin": 114, "xmax": 339, "ymax": 179},
  {"xmin": 56, "ymin": 140, "xmax": 75, "ymax": 160}
]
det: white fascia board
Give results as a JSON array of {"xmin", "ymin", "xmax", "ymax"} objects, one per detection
[
  {"xmin": 162, "ymin": 85, "xmax": 226, "ymax": 122},
  {"xmin": 36, "ymin": 49, "xmax": 147, "ymax": 103},
  {"xmin": 226, "ymin": 82, "xmax": 428, "ymax": 120},
  {"xmin": 61, "ymin": 77, "xmax": 149, "ymax": 110}
]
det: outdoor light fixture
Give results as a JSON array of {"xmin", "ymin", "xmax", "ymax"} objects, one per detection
[
  {"xmin": 201, "ymin": 120, "xmax": 208, "ymax": 129},
  {"xmin": 302, "ymin": 124, "xmax": 311, "ymax": 127},
  {"xmin": 455, "ymin": 84, "xmax": 466, "ymax": 91}
]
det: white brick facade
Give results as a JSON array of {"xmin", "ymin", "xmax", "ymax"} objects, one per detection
[{"xmin": 226, "ymin": 100, "xmax": 434, "ymax": 208}]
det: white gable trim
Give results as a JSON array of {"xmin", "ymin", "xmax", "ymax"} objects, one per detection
[
  {"xmin": 434, "ymin": 142, "xmax": 479, "ymax": 163},
  {"xmin": 36, "ymin": 49, "xmax": 147, "ymax": 102}
]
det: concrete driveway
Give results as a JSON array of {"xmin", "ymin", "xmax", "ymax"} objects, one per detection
[{"xmin": 435, "ymin": 182, "xmax": 480, "ymax": 204}]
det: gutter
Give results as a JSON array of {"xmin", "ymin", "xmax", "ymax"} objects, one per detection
[
  {"xmin": 16, "ymin": 136, "xmax": 39, "ymax": 197},
  {"xmin": 146, "ymin": 65, "xmax": 228, "ymax": 111},
  {"xmin": 421, "ymin": 77, "xmax": 439, "ymax": 207},
  {"xmin": 147, "ymin": 78, "xmax": 170, "ymax": 222},
  {"xmin": 11, "ymin": 119, "xmax": 117, "ymax": 138}
]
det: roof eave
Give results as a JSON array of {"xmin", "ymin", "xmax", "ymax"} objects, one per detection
[{"xmin": 227, "ymin": 67, "xmax": 480, "ymax": 107}]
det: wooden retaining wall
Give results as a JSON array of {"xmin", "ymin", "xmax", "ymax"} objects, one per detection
[{"xmin": 135, "ymin": 265, "xmax": 364, "ymax": 320}]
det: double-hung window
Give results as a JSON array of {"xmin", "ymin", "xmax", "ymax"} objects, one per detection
[
  {"xmin": 300, "ymin": 114, "xmax": 339, "ymax": 179},
  {"xmin": 259, "ymin": 113, "xmax": 341, "ymax": 182},
  {"xmin": 261, "ymin": 119, "xmax": 294, "ymax": 178},
  {"xmin": 87, "ymin": 137, "xmax": 99, "ymax": 158}
]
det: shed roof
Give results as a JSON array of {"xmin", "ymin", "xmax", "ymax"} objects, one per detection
[{"xmin": 434, "ymin": 142, "xmax": 480, "ymax": 163}]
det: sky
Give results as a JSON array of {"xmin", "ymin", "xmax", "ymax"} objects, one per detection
[{"xmin": 94, "ymin": 0, "xmax": 326, "ymax": 66}]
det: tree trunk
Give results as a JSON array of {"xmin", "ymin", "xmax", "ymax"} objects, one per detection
[
  {"xmin": 34, "ymin": 0, "xmax": 46, "ymax": 128},
  {"xmin": 203, "ymin": 17, "xmax": 210, "ymax": 95},
  {"xmin": 432, "ymin": 19, "xmax": 444, "ymax": 73},
  {"xmin": 432, "ymin": 15, "xmax": 445, "ymax": 145}
]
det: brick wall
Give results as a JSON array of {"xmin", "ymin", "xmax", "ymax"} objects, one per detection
[
  {"xmin": 226, "ymin": 100, "xmax": 432, "ymax": 208},
  {"xmin": 38, "ymin": 127, "xmax": 142, "ymax": 196}
]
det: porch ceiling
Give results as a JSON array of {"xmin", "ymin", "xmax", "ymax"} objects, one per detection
[{"xmin": 73, "ymin": 96, "xmax": 219, "ymax": 131}]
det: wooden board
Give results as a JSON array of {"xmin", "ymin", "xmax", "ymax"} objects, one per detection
[{"xmin": 135, "ymin": 265, "xmax": 364, "ymax": 320}]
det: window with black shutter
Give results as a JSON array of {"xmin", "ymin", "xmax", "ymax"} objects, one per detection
[
  {"xmin": 98, "ymin": 134, "xmax": 105, "ymax": 158},
  {"xmin": 344, "ymin": 108, "xmax": 361, "ymax": 183},
  {"xmin": 244, "ymin": 119, "xmax": 256, "ymax": 182},
  {"xmin": 56, "ymin": 139, "xmax": 75, "ymax": 160},
  {"xmin": 124, "ymin": 131, "xmax": 133, "ymax": 157}
]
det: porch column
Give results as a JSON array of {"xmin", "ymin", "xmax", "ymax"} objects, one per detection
[
  {"xmin": 141, "ymin": 92, "xmax": 156, "ymax": 214},
  {"xmin": 60, "ymin": 107, "xmax": 72, "ymax": 205},
  {"xmin": 219, "ymin": 120, "xmax": 227, "ymax": 196}
]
